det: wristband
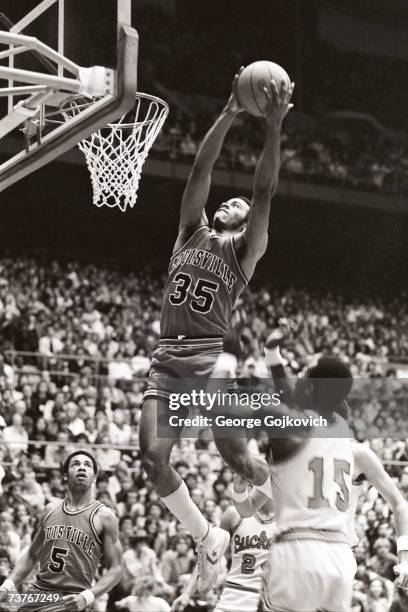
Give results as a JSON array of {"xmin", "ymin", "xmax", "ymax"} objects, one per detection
[
  {"xmin": 80, "ymin": 589, "xmax": 95, "ymax": 606},
  {"xmin": 1, "ymin": 579, "xmax": 16, "ymax": 592},
  {"xmin": 214, "ymin": 353, "xmax": 237, "ymax": 377},
  {"xmin": 232, "ymin": 488, "xmax": 249, "ymax": 503},
  {"xmin": 397, "ymin": 536, "xmax": 408, "ymax": 553},
  {"xmin": 264, "ymin": 346, "xmax": 283, "ymax": 367}
]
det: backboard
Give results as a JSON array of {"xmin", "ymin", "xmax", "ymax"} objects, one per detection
[{"xmin": 0, "ymin": 0, "xmax": 138, "ymax": 192}]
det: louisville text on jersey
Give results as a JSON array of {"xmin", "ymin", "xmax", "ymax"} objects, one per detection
[
  {"xmin": 44, "ymin": 525, "xmax": 97, "ymax": 557},
  {"xmin": 169, "ymin": 249, "xmax": 238, "ymax": 294}
]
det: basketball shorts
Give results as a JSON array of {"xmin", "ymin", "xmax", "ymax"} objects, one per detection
[
  {"xmin": 259, "ymin": 533, "xmax": 356, "ymax": 612},
  {"xmin": 214, "ymin": 583, "xmax": 260, "ymax": 612},
  {"xmin": 144, "ymin": 336, "xmax": 224, "ymax": 401}
]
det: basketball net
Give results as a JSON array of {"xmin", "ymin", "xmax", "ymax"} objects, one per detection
[{"xmin": 63, "ymin": 93, "xmax": 169, "ymax": 212}]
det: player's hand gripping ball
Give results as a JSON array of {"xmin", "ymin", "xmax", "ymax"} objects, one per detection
[{"xmin": 236, "ymin": 60, "xmax": 291, "ymax": 116}]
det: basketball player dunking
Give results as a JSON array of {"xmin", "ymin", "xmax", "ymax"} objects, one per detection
[
  {"xmin": 0, "ymin": 451, "xmax": 122, "ymax": 612},
  {"xmin": 140, "ymin": 71, "xmax": 294, "ymax": 593}
]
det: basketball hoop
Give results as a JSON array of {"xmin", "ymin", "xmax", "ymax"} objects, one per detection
[{"xmin": 60, "ymin": 92, "xmax": 169, "ymax": 212}]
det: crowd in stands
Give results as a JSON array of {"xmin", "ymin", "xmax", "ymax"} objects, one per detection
[{"xmin": 0, "ymin": 257, "xmax": 407, "ymax": 610}]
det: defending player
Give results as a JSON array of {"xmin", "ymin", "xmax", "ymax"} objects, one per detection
[
  {"xmin": 140, "ymin": 70, "xmax": 294, "ymax": 592},
  {"xmin": 0, "ymin": 450, "xmax": 122, "ymax": 612},
  {"xmin": 171, "ymin": 478, "xmax": 275, "ymax": 612},
  {"xmin": 211, "ymin": 323, "xmax": 356, "ymax": 610},
  {"xmin": 226, "ymin": 327, "xmax": 408, "ymax": 609}
]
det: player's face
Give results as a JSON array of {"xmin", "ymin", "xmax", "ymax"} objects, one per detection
[
  {"xmin": 213, "ymin": 198, "xmax": 250, "ymax": 230},
  {"xmin": 67, "ymin": 455, "xmax": 96, "ymax": 490}
]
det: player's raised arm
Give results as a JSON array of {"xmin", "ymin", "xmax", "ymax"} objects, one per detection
[
  {"xmin": 178, "ymin": 71, "xmax": 243, "ymax": 234},
  {"xmin": 63, "ymin": 507, "xmax": 122, "ymax": 612},
  {"xmin": 236, "ymin": 80, "xmax": 294, "ymax": 280}
]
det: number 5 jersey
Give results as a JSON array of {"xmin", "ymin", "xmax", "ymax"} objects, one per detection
[{"xmin": 34, "ymin": 500, "xmax": 104, "ymax": 593}]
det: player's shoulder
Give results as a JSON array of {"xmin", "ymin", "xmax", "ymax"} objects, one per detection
[
  {"xmin": 93, "ymin": 503, "xmax": 119, "ymax": 530},
  {"xmin": 41, "ymin": 499, "xmax": 62, "ymax": 519},
  {"xmin": 352, "ymin": 441, "xmax": 374, "ymax": 463},
  {"xmin": 352, "ymin": 442, "xmax": 382, "ymax": 478},
  {"xmin": 173, "ymin": 222, "xmax": 209, "ymax": 252}
]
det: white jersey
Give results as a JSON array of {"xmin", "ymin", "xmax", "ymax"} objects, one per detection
[
  {"xmin": 270, "ymin": 418, "xmax": 353, "ymax": 535},
  {"xmin": 346, "ymin": 482, "xmax": 363, "ymax": 547},
  {"xmin": 215, "ymin": 514, "xmax": 276, "ymax": 612}
]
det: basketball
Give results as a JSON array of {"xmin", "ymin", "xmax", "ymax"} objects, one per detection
[{"xmin": 236, "ymin": 61, "xmax": 291, "ymax": 117}]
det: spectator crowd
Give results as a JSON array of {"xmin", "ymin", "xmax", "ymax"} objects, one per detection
[
  {"xmin": 151, "ymin": 111, "xmax": 408, "ymax": 195},
  {"xmin": 0, "ymin": 256, "xmax": 407, "ymax": 610}
]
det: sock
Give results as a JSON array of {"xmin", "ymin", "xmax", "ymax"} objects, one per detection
[
  {"xmin": 213, "ymin": 352, "xmax": 237, "ymax": 378},
  {"xmin": 254, "ymin": 475, "xmax": 274, "ymax": 500},
  {"xmin": 161, "ymin": 481, "xmax": 208, "ymax": 540}
]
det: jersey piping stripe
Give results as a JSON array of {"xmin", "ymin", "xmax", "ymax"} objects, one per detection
[
  {"xmin": 62, "ymin": 499, "xmax": 100, "ymax": 516},
  {"xmin": 42, "ymin": 502, "xmax": 61, "ymax": 526},
  {"xmin": 170, "ymin": 225, "xmax": 209, "ymax": 260},
  {"xmin": 89, "ymin": 502, "xmax": 104, "ymax": 545},
  {"xmin": 224, "ymin": 580, "xmax": 259, "ymax": 594},
  {"xmin": 230, "ymin": 236, "xmax": 248, "ymax": 285}
]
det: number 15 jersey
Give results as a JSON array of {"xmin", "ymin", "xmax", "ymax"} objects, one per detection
[
  {"xmin": 270, "ymin": 418, "xmax": 354, "ymax": 535},
  {"xmin": 161, "ymin": 226, "xmax": 248, "ymax": 338}
]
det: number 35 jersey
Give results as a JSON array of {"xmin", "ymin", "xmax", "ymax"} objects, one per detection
[
  {"xmin": 34, "ymin": 499, "xmax": 104, "ymax": 593},
  {"xmin": 161, "ymin": 225, "xmax": 248, "ymax": 338}
]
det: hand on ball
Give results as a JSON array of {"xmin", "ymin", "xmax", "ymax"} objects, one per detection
[
  {"xmin": 263, "ymin": 79, "xmax": 295, "ymax": 126},
  {"xmin": 225, "ymin": 67, "xmax": 245, "ymax": 115}
]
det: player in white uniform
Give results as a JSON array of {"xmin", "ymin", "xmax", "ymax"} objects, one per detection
[
  {"xmin": 212, "ymin": 323, "xmax": 356, "ymax": 611},
  {"xmin": 172, "ymin": 492, "xmax": 275, "ymax": 612},
  {"xmin": 209, "ymin": 316, "xmax": 408, "ymax": 609}
]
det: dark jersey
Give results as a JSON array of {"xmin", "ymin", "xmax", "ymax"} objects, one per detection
[
  {"xmin": 34, "ymin": 499, "xmax": 104, "ymax": 593},
  {"xmin": 161, "ymin": 225, "xmax": 247, "ymax": 338}
]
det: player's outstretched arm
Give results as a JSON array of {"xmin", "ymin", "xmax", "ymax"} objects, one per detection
[
  {"xmin": 236, "ymin": 80, "xmax": 294, "ymax": 280},
  {"xmin": 264, "ymin": 319, "xmax": 296, "ymax": 406},
  {"xmin": 63, "ymin": 507, "xmax": 122, "ymax": 612},
  {"xmin": 354, "ymin": 444, "xmax": 408, "ymax": 589},
  {"xmin": 178, "ymin": 71, "xmax": 243, "ymax": 234}
]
